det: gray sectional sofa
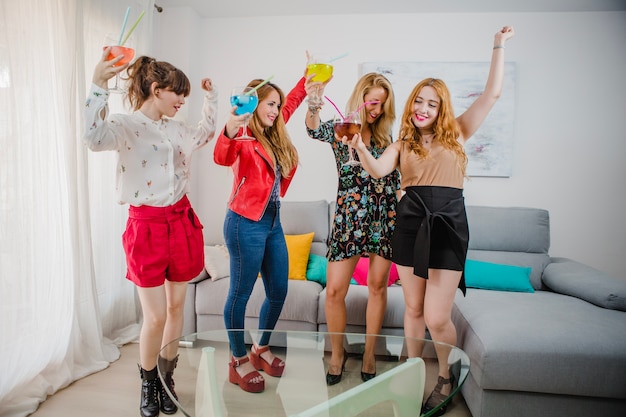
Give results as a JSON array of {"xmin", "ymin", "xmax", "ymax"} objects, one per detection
[{"xmin": 183, "ymin": 200, "xmax": 626, "ymax": 417}]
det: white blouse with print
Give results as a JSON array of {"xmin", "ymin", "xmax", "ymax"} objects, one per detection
[{"xmin": 83, "ymin": 84, "xmax": 217, "ymax": 207}]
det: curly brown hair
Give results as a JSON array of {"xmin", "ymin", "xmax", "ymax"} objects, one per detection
[{"xmin": 398, "ymin": 78, "xmax": 467, "ymax": 176}]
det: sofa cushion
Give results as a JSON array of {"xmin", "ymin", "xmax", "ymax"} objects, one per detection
[
  {"xmin": 466, "ymin": 206, "xmax": 550, "ymax": 254},
  {"xmin": 466, "ymin": 206, "xmax": 551, "ymax": 290},
  {"xmin": 195, "ymin": 277, "xmax": 323, "ymax": 325},
  {"xmin": 204, "ymin": 245, "xmax": 230, "ymax": 281},
  {"xmin": 467, "ymin": 250, "xmax": 550, "ymax": 290},
  {"xmin": 453, "ymin": 289, "xmax": 626, "ymax": 399},
  {"xmin": 352, "ymin": 257, "xmax": 400, "ymax": 286},
  {"xmin": 543, "ymin": 258, "xmax": 626, "ymax": 311},
  {"xmin": 281, "ymin": 200, "xmax": 330, "ymax": 257},
  {"xmin": 465, "ymin": 259, "xmax": 534, "ymax": 293},
  {"xmin": 306, "ymin": 253, "xmax": 327, "ymax": 286},
  {"xmin": 285, "ymin": 232, "xmax": 315, "ymax": 280}
]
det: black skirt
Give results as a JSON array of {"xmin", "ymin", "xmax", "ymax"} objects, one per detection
[{"xmin": 392, "ymin": 186, "xmax": 468, "ymax": 294}]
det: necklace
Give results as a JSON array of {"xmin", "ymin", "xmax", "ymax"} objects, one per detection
[{"xmin": 422, "ymin": 134, "xmax": 434, "ymax": 146}]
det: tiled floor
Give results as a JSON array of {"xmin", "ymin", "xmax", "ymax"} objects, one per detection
[{"xmin": 30, "ymin": 342, "xmax": 473, "ymax": 417}]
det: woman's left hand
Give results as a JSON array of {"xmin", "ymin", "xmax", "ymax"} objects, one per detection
[
  {"xmin": 200, "ymin": 78, "xmax": 213, "ymax": 92},
  {"xmin": 495, "ymin": 26, "xmax": 515, "ymax": 45},
  {"xmin": 341, "ymin": 132, "xmax": 366, "ymax": 152}
]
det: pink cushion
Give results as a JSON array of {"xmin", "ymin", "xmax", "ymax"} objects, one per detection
[{"xmin": 352, "ymin": 257, "xmax": 399, "ymax": 286}]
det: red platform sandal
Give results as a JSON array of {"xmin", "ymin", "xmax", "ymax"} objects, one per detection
[
  {"xmin": 229, "ymin": 356, "xmax": 265, "ymax": 393},
  {"xmin": 250, "ymin": 345, "xmax": 285, "ymax": 377}
]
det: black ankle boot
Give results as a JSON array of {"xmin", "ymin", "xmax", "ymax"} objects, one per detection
[
  {"xmin": 138, "ymin": 365, "xmax": 160, "ymax": 417},
  {"xmin": 158, "ymin": 355, "xmax": 179, "ymax": 415}
]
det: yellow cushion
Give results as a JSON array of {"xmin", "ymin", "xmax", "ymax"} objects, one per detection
[{"xmin": 285, "ymin": 232, "xmax": 315, "ymax": 280}]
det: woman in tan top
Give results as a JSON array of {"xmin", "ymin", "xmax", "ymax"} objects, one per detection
[{"xmin": 343, "ymin": 26, "xmax": 515, "ymax": 416}]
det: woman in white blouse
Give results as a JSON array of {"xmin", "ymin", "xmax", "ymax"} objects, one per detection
[{"xmin": 84, "ymin": 50, "xmax": 217, "ymax": 417}]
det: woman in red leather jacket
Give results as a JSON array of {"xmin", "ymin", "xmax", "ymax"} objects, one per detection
[{"xmin": 213, "ymin": 76, "xmax": 307, "ymax": 393}]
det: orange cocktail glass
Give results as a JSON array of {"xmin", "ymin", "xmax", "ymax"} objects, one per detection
[{"xmin": 105, "ymin": 45, "xmax": 135, "ymax": 67}]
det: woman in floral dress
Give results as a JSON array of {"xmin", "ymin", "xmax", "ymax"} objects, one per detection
[{"xmin": 305, "ymin": 72, "xmax": 400, "ymax": 385}]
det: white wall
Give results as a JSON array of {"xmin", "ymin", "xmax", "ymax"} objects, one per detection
[{"xmin": 152, "ymin": 9, "xmax": 626, "ymax": 280}]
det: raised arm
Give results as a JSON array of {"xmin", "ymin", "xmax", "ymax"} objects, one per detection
[
  {"xmin": 344, "ymin": 134, "xmax": 401, "ymax": 179},
  {"xmin": 281, "ymin": 76, "xmax": 307, "ymax": 124},
  {"xmin": 456, "ymin": 26, "xmax": 515, "ymax": 143},
  {"xmin": 304, "ymin": 76, "xmax": 333, "ymax": 131},
  {"xmin": 191, "ymin": 78, "xmax": 218, "ymax": 148}
]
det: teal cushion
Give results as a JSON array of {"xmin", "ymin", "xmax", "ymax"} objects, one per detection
[
  {"xmin": 306, "ymin": 254, "xmax": 327, "ymax": 286},
  {"xmin": 465, "ymin": 259, "xmax": 534, "ymax": 293}
]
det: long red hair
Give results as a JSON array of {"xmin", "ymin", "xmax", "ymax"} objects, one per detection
[{"xmin": 398, "ymin": 78, "xmax": 467, "ymax": 175}]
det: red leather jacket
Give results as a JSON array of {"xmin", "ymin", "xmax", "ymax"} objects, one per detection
[{"xmin": 214, "ymin": 77, "xmax": 306, "ymax": 221}]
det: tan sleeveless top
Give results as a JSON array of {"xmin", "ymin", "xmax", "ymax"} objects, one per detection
[{"xmin": 399, "ymin": 141, "xmax": 464, "ymax": 189}]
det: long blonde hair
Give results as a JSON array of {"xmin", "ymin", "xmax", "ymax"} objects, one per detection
[
  {"xmin": 398, "ymin": 78, "xmax": 467, "ymax": 175},
  {"xmin": 345, "ymin": 73, "xmax": 395, "ymax": 148},
  {"xmin": 247, "ymin": 79, "xmax": 299, "ymax": 176}
]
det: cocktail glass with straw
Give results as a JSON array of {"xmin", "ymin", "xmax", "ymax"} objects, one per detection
[
  {"xmin": 334, "ymin": 110, "xmax": 362, "ymax": 167},
  {"xmin": 230, "ymin": 86, "xmax": 259, "ymax": 141},
  {"xmin": 229, "ymin": 76, "xmax": 274, "ymax": 141},
  {"xmin": 324, "ymin": 95, "xmax": 380, "ymax": 123},
  {"xmin": 103, "ymin": 9, "xmax": 143, "ymax": 94},
  {"xmin": 103, "ymin": 33, "xmax": 135, "ymax": 93},
  {"xmin": 306, "ymin": 53, "xmax": 344, "ymax": 106}
]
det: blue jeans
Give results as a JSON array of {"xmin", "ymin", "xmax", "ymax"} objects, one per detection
[{"xmin": 223, "ymin": 201, "xmax": 289, "ymax": 358}]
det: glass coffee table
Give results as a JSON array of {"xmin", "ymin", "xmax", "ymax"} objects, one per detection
[{"xmin": 158, "ymin": 329, "xmax": 469, "ymax": 417}]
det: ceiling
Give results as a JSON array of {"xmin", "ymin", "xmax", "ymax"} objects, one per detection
[{"xmin": 154, "ymin": 0, "xmax": 626, "ymax": 18}]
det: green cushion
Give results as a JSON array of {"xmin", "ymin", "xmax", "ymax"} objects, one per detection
[
  {"xmin": 306, "ymin": 254, "xmax": 327, "ymax": 286},
  {"xmin": 465, "ymin": 259, "xmax": 534, "ymax": 293}
]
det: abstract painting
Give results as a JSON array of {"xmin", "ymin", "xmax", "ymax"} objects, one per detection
[{"xmin": 360, "ymin": 62, "xmax": 516, "ymax": 177}]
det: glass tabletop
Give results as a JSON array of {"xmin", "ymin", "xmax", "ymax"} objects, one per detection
[{"xmin": 158, "ymin": 329, "xmax": 469, "ymax": 417}]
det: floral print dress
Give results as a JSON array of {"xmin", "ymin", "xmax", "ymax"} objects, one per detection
[{"xmin": 307, "ymin": 120, "xmax": 400, "ymax": 262}]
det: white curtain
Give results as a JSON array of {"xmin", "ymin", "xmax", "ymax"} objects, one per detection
[{"xmin": 0, "ymin": 1, "xmax": 154, "ymax": 415}]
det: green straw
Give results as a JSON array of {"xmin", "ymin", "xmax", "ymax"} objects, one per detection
[
  {"xmin": 121, "ymin": 10, "xmax": 145, "ymax": 46},
  {"xmin": 246, "ymin": 75, "xmax": 274, "ymax": 95}
]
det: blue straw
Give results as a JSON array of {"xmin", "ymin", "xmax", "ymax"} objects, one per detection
[
  {"xmin": 117, "ymin": 7, "xmax": 131, "ymax": 45},
  {"xmin": 328, "ymin": 52, "xmax": 349, "ymax": 63}
]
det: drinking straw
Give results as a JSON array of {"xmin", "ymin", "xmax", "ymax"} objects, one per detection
[
  {"xmin": 117, "ymin": 7, "xmax": 131, "ymax": 45},
  {"xmin": 345, "ymin": 100, "xmax": 379, "ymax": 121},
  {"xmin": 328, "ymin": 52, "xmax": 348, "ymax": 63},
  {"xmin": 121, "ymin": 10, "xmax": 145, "ymax": 46},
  {"xmin": 324, "ymin": 95, "xmax": 345, "ymax": 120},
  {"xmin": 245, "ymin": 75, "xmax": 274, "ymax": 95},
  {"xmin": 324, "ymin": 97, "xmax": 380, "ymax": 121}
]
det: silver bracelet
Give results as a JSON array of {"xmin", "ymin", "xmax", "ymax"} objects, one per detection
[
  {"xmin": 493, "ymin": 45, "xmax": 505, "ymax": 50},
  {"xmin": 308, "ymin": 105, "xmax": 321, "ymax": 114}
]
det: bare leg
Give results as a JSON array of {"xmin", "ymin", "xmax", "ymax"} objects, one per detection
[
  {"xmin": 136, "ymin": 285, "xmax": 167, "ymax": 370},
  {"xmin": 424, "ymin": 268, "xmax": 462, "ymax": 396},
  {"xmin": 160, "ymin": 280, "xmax": 188, "ymax": 360},
  {"xmin": 325, "ymin": 257, "xmax": 359, "ymax": 375},
  {"xmin": 361, "ymin": 254, "xmax": 392, "ymax": 374},
  {"xmin": 397, "ymin": 265, "xmax": 427, "ymax": 358}
]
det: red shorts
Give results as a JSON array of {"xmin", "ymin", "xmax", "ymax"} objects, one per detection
[{"xmin": 122, "ymin": 195, "xmax": 205, "ymax": 288}]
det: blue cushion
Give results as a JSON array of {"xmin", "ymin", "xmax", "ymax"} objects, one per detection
[
  {"xmin": 465, "ymin": 259, "xmax": 534, "ymax": 293},
  {"xmin": 306, "ymin": 254, "xmax": 327, "ymax": 286}
]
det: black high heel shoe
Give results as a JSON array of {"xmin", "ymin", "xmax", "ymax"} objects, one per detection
[
  {"xmin": 360, "ymin": 369, "xmax": 376, "ymax": 382},
  {"xmin": 360, "ymin": 358, "xmax": 376, "ymax": 382},
  {"xmin": 326, "ymin": 350, "xmax": 348, "ymax": 386}
]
